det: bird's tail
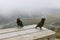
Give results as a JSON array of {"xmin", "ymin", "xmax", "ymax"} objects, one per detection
[{"xmin": 35, "ymin": 26, "xmax": 37, "ymax": 29}]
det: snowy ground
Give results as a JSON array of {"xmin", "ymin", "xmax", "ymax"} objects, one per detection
[
  {"xmin": 0, "ymin": 24, "xmax": 55, "ymax": 40},
  {"xmin": 0, "ymin": 24, "xmax": 36, "ymax": 34}
]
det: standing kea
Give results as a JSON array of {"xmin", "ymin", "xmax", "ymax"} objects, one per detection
[
  {"xmin": 16, "ymin": 18, "xmax": 23, "ymax": 28},
  {"xmin": 35, "ymin": 18, "xmax": 46, "ymax": 30}
]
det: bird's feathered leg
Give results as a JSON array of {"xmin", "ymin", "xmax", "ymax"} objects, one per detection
[{"xmin": 39, "ymin": 27, "xmax": 42, "ymax": 30}]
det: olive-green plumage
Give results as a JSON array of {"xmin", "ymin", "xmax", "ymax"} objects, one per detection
[
  {"xmin": 16, "ymin": 18, "xmax": 23, "ymax": 28},
  {"xmin": 35, "ymin": 18, "xmax": 46, "ymax": 30}
]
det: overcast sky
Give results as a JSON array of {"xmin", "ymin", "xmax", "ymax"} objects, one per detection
[{"xmin": 0, "ymin": 0, "xmax": 60, "ymax": 15}]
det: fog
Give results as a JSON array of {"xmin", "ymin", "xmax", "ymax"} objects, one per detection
[
  {"xmin": 0, "ymin": 0, "xmax": 60, "ymax": 25},
  {"xmin": 0, "ymin": 0, "xmax": 60, "ymax": 15},
  {"xmin": 0, "ymin": 0, "xmax": 60, "ymax": 30}
]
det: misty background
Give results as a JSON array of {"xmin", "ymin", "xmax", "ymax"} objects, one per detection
[{"xmin": 0, "ymin": 0, "xmax": 60, "ymax": 29}]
